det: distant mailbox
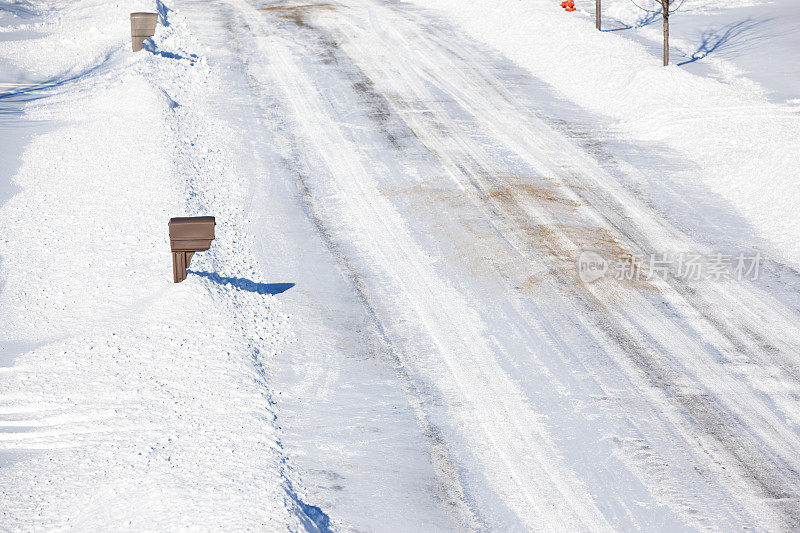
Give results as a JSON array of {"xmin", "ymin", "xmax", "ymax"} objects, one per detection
[
  {"xmin": 130, "ymin": 12, "xmax": 158, "ymax": 52},
  {"xmin": 169, "ymin": 216, "xmax": 215, "ymax": 283}
]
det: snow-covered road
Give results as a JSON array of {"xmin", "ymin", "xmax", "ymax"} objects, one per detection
[
  {"xmin": 3, "ymin": 0, "xmax": 800, "ymax": 530},
  {"xmin": 174, "ymin": 0, "xmax": 800, "ymax": 529}
]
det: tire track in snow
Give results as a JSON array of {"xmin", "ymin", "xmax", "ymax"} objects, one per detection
[
  {"xmin": 217, "ymin": 0, "xmax": 800, "ymax": 529},
  {"xmin": 333, "ymin": 1, "xmax": 800, "ymax": 527},
  {"xmin": 228, "ymin": 0, "xmax": 615, "ymax": 530},
  {"xmin": 210, "ymin": 2, "xmax": 481, "ymax": 530}
]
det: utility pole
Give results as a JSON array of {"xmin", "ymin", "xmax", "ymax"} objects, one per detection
[{"xmin": 596, "ymin": 0, "xmax": 601, "ymax": 30}]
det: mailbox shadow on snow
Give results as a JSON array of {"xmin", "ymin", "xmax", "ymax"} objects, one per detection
[
  {"xmin": 141, "ymin": 39, "xmax": 199, "ymax": 64},
  {"xmin": 188, "ymin": 270, "xmax": 295, "ymax": 295}
]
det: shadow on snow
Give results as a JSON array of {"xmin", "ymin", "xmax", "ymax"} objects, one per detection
[
  {"xmin": 678, "ymin": 17, "xmax": 774, "ymax": 65},
  {"xmin": 0, "ymin": 0, "xmax": 38, "ymax": 19},
  {"xmin": 602, "ymin": 10, "xmax": 661, "ymax": 32},
  {"xmin": 0, "ymin": 50, "xmax": 115, "ymax": 115},
  {"xmin": 188, "ymin": 270, "xmax": 295, "ymax": 295}
]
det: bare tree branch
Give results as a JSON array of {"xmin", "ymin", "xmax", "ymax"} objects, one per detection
[{"xmin": 629, "ymin": 0, "xmax": 661, "ymax": 14}]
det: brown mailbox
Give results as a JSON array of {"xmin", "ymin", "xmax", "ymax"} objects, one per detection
[{"xmin": 169, "ymin": 216, "xmax": 215, "ymax": 283}]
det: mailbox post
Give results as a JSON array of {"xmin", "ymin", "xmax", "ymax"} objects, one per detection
[
  {"xmin": 169, "ymin": 216, "xmax": 215, "ymax": 283},
  {"xmin": 130, "ymin": 12, "xmax": 158, "ymax": 52}
]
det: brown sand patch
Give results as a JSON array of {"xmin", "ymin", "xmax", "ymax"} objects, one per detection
[
  {"xmin": 257, "ymin": 3, "xmax": 338, "ymax": 13},
  {"xmin": 257, "ymin": 3, "xmax": 340, "ymax": 25},
  {"xmin": 386, "ymin": 174, "xmax": 657, "ymax": 292},
  {"xmin": 486, "ymin": 174, "xmax": 581, "ymax": 210}
]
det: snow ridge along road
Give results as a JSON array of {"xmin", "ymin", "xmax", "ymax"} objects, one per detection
[{"xmin": 2, "ymin": 0, "xmax": 800, "ymax": 530}]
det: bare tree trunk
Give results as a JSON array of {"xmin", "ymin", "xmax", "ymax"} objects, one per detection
[
  {"xmin": 596, "ymin": 0, "xmax": 601, "ymax": 30},
  {"xmin": 662, "ymin": 2, "xmax": 669, "ymax": 65}
]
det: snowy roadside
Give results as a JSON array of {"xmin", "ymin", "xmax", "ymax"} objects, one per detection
[
  {"xmin": 407, "ymin": 0, "xmax": 800, "ymax": 269},
  {"xmin": 601, "ymin": 0, "xmax": 800, "ymax": 104},
  {"xmin": 0, "ymin": 0, "xmax": 322, "ymax": 529}
]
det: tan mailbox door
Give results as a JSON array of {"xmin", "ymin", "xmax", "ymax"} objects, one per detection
[{"xmin": 130, "ymin": 12, "xmax": 158, "ymax": 52}]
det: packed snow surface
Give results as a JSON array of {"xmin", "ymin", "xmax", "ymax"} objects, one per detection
[{"xmin": 2, "ymin": 0, "xmax": 800, "ymax": 530}]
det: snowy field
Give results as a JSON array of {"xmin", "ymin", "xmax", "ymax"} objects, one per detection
[{"xmin": 2, "ymin": 0, "xmax": 800, "ymax": 531}]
